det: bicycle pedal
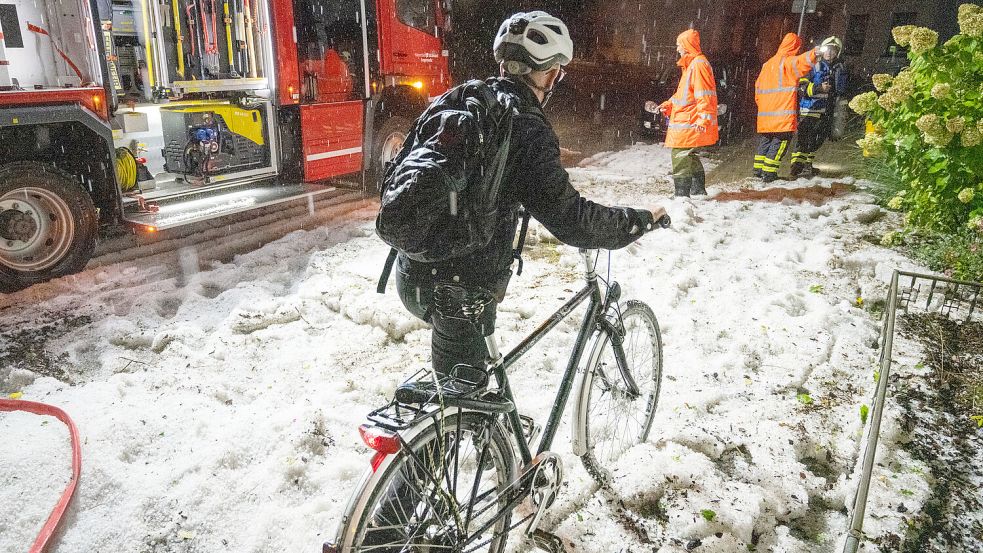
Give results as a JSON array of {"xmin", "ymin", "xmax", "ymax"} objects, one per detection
[{"xmin": 527, "ymin": 529, "xmax": 568, "ymax": 553}]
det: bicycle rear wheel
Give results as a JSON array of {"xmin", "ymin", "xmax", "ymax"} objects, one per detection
[
  {"xmin": 344, "ymin": 412, "xmax": 516, "ymax": 552},
  {"xmin": 577, "ymin": 300, "xmax": 663, "ymax": 484}
]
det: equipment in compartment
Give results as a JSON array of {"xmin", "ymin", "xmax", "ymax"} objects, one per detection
[
  {"xmin": 160, "ymin": 101, "xmax": 269, "ymax": 183},
  {"xmin": 115, "ymin": 146, "xmax": 157, "ymax": 191},
  {"xmin": 111, "ymin": 4, "xmax": 148, "ymax": 97},
  {"xmin": 156, "ymin": 0, "xmax": 260, "ymax": 81}
]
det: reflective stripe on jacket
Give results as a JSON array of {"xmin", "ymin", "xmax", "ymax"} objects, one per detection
[
  {"xmin": 799, "ymin": 60, "xmax": 847, "ymax": 116},
  {"xmin": 755, "ymin": 33, "xmax": 817, "ymax": 133},
  {"xmin": 659, "ymin": 29, "xmax": 718, "ymax": 149}
]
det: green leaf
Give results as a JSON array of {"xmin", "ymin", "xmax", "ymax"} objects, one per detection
[
  {"xmin": 860, "ymin": 404, "xmax": 870, "ymax": 425},
  {"xmin": 900, "ymin": 489, "xmax": 915, "ymax": 496},
  {"xmin": 797, "ymin": 393, "xmax": 813, "ymax": 405},
  {"xmin": 701, "ymin": 509, "xmax": 716, "ymax": 522},
  {"xmin": 809, "ymin": 284, "xmax": 824, "ymax": 293}
]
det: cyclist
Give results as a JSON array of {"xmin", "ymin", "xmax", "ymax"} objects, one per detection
[{"xmin": 394, "ymin": 11, "xmax": 667, "ymax": 376}]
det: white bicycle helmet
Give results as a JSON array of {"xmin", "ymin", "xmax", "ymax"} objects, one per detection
[{"xmin": 493, "ymin": 11, "xmax": 573, "ymax": 75}]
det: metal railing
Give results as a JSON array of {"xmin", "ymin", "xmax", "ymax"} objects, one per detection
[{"xmin": 843, "ymin": 269, "xmax": 981, "ymax": 553}]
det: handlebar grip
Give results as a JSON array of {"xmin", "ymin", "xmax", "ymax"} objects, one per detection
[{"xmin": 657, "ymin": 215, "xmax": 671, "ymax": 229}]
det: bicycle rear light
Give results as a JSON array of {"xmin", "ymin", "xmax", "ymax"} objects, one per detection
[{"xmin": 359, "ymin": 424, "xmax": 401, "ymax": 455}]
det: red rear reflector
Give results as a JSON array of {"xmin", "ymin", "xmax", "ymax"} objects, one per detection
[
  {"xmin": 359, "ymin": 424, "xmax": 400, "ymax": 454},
  {"xmin": 370, "ymin": 451, "xmax": 387, "ymax": 472}
]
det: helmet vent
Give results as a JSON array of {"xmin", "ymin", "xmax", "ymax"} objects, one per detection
[
  {"xmin": 544, "ymin": 24, "xmax": 563, "ymax": 34},
  {"xmin": 527, "ymin": 29, "xmax": 548, "ymax": 45}
]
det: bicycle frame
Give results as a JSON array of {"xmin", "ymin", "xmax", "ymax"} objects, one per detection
[
  {"xmin": 485, "ymin": 248, "xmax": 622, "ymax": 466},
  {"xmin": 328, "ymin": 248, "xmax": 645, "ymax": 553}
]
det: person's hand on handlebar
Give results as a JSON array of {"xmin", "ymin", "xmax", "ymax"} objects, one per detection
[
  {"xmin": 634, "ymin": 206, "xmax": 670, "ymax": 234},
  {"xmin": 650, "ymin": 206, "xmax": 670, "ymax": 228}
]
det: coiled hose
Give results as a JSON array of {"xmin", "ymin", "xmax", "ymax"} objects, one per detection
[{"xmin": 115, "ymin": 147, "xmax": 138, "ymax": 192}]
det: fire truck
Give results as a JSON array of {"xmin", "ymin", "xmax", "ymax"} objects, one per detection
[{"xmin": 0, "ymin": 0, "xmax": 451, "ymax": 288}]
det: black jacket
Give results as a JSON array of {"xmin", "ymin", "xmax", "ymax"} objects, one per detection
[{"xmin": 398, "ymin": 77, "xmax": 652, "ymax": 294}]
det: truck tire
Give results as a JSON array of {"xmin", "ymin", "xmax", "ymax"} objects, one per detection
[
  {"xmin": 0, "ymin": 162, "xmax": 99, "ymax": 292},
  {"xmin": 370, "ymin": 116, "xmax": 412, "ymax": 191}
]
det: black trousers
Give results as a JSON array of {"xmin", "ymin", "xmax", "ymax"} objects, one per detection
[
  {"xmin": 395, "ymin": 268, "xmax": 499, "ymax": 376},
  {"xmin": 792, "ymin": 115, "xmax": 829, "ymax": 166},
  {"xmin": 754, "ymin": 132, "xmax": 794, "ymax": 175}
]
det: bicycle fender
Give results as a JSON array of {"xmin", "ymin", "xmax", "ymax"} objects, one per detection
[{"xmin": 570, "ymin": 328, "xmax": 607, "ymax": 457}]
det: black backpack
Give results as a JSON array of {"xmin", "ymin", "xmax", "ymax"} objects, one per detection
[{"xmin": 376, "ymin": 79, "xmax": 520, "ymax": 264}]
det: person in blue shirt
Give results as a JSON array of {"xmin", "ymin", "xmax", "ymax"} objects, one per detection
[{"xmin": 790, "ymin": 36, "xmax": 848, "ymax": 178}]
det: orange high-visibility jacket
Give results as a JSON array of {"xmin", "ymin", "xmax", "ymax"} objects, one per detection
[
  {"xmin": 659, "ymin": 30, "xmax": 718, "ymax": 149},
  {"xmin": 754, "ymin": 33, "xmax": 817, "ymax": 133}
]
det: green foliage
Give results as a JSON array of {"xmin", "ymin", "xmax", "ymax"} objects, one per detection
[
  {"xmin": 901, "ymin": 227, "xmax": 983, "ymax": 282},
  {"xmin": 809, "ymin": 284, "xmax": 824, "ymax": 293},
  {"xmin": 860, "ymin": 404, "xmax": 870, "ymax": 425},
  {"xmin": 797, "ymin": 393, "xmax": 813, "ymax": 405},
  {"xmin": 701, "ymin": 509, "xmax": 716, "ymax": 522},
  {"xmin": 852, "ymin": 5, "xmax": 983, "ymax": 234}
]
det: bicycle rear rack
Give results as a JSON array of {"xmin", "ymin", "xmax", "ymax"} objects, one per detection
[{"xmin": 367, "ymin": 364, "xmax": 514, "ymax": 432}]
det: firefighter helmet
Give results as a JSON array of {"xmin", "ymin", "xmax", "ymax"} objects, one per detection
[
  {"xmin": 821, "ymin": 36, "xmax": 843, "ymax": 52},
  {"xmin": 493, "ymin": 11, "xmax": 573, "ymax": 75}
]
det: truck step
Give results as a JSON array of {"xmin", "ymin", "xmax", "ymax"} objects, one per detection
[{"xmin": 122, "ymin": 181, "xmax": 341, "ymax": 231}]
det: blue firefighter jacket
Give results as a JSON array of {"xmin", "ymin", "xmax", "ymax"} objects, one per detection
[{"xmin": 799, "ymin": 60, "xmax": 847, "ymax": 118}]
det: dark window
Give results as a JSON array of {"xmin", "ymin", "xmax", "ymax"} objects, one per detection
[
  {"xmin": 884, "ymin": 11, "xmax": 917, "ymax": 55},
  {"xmin": 0, "ymin": 4, "xmax": 25, "ymax": 48},
  {"xmin": 396, "ymin": 0, "xmax": 436, "ymax": 36},
  {"xmin": 293, "ymin": 0, "xmax": 365, "ymax": 101},
  {"xmin": 844, "ymin": 14, "xmax": 869, "ymax": 56}
]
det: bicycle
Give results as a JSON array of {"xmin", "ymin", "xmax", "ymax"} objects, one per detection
[{"xmin": 325, "ymin": 224, "xmax": 668, "ymax": 553}]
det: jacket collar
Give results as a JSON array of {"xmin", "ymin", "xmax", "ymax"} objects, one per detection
[{"xmin": 494, "ymin": 76, "xmax": 543, "ymax": 109}]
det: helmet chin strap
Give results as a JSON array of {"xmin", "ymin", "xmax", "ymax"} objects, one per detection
[{"xmin": 521, "ymin": 74, "xmax": 556, "ymax": 107}]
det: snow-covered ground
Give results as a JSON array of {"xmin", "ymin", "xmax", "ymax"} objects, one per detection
[{"xmin": 1, "ymin": 144, "xmax": 934, "ymax": 553}]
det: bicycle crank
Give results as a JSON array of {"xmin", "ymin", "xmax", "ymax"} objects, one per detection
[{"xmin": 524, "ymin": 452, "xmax": 563, "ymax": 537}]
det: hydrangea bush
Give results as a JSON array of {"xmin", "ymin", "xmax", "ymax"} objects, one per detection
[{"xmin": 850, "ymin": 4, "xmax": 983, "ymax": 233}]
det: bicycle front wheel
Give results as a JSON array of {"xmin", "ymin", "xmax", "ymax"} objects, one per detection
[
  {"xmin": 576, "ymin": 300, "xmax": 663, "ymax": 484},
  {"xmin": 342, "ymin": 412, "xmax": 516, "ymax": 553}
]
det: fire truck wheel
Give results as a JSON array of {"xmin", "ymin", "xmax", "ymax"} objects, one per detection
[
  {"xmin": 0, "ymin": 162, "xmax": 99, "ymax": 291},
  {"xmin": 371, "ymin": 116, "xmax": 413, "ymax": 190}
]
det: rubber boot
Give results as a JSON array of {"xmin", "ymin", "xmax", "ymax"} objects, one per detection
[
  {"xmin": 753, "ymin": 168, "xmax": 764, "ymax": 178},
  {"xmin": 690, "ymin": 172, "xmax": 707, "ymax": 196},
  {"xmin": 761, "ymin": 171, "xmax": 778, "ymax": 183},
  {"xmin": 789, "ymin": 162, "xmax": 804, "ymax": 179},
  {"xmin": 673, "ymin": 177, "xmax": 692, "ymax": 198},
  {"xmin": 806, "ymin": 163, "xmax": 821, "ymax": 178}
]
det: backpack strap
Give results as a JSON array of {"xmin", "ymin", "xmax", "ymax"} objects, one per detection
[
  {"xmin": 377, "ymin": 247, "xmax": 398, "ymax": 294},
  {"xmin": 513, "ymin": 209, "xmax": 531, "ymax": 276}
]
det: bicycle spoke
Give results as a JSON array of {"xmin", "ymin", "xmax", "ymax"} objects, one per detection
[{"xmin": 582, "ymin": 304, "xmax": 662, "ymax": 480}]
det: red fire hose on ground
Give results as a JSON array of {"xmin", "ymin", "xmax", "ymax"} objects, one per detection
[{"xmin": 0, "ymin": 398, "xmax": 81, "ymax": 553}]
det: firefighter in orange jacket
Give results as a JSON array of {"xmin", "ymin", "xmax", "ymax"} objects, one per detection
[
  {"xmin": 753, "ymin": 33, "xmax": 819, "ymax": 182},
  {"xmin": 647, "ymin": 29, "xmax": 718, "ymax": 197}
]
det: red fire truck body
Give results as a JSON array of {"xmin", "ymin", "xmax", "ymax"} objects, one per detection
[{"xmin": 0, "ymin": 0, "xmax": 451, "ymax": 288}]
